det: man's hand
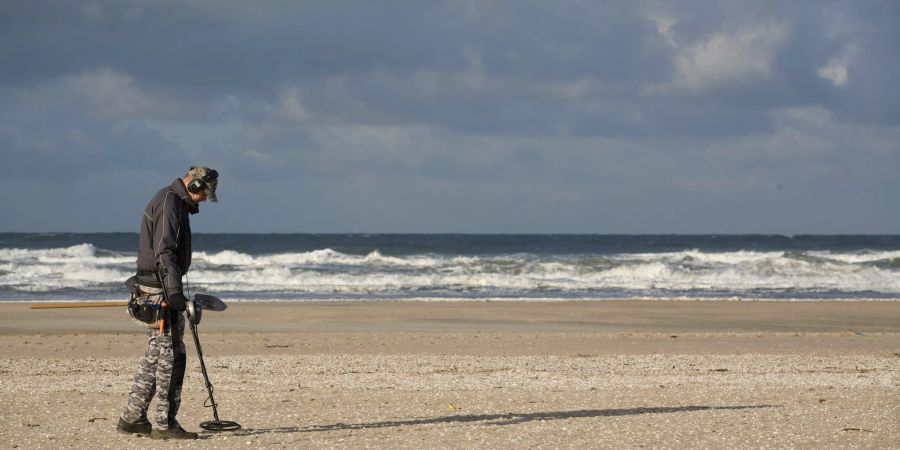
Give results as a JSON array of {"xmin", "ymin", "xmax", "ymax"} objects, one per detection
[{"xmin": 168, "ymin": 293, "xmax": 189, "ymax": 311}]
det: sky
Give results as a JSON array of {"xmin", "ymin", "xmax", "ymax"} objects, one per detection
[{"xmin": 1, "ymin": 0, "xmax": 898, "ymax": 234}]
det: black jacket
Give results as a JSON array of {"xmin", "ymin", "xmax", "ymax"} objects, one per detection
[{"xmin": 136, "ymin": 179, "xmax": 197, "ymax": 295}]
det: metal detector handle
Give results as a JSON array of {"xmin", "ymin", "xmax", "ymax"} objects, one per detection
[{"xmin": 154, "ymin": 264, "xmax": 169, "ymax": 297}]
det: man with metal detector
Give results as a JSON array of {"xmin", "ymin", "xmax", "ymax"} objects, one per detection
[{"xmin": 117, "ymin": 166, "xmax": 218, "ymax": 440}]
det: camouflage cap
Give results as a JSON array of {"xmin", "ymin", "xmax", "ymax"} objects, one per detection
[{"xmin": 187, "ymin": 166, "xmax": 219, "ymax": 202}]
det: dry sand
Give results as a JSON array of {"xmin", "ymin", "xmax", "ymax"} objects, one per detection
[{"xmin": 0, "ymin": 300, "xmax": 898, "ymax": 449}]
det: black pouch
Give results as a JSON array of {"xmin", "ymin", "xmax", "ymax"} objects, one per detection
[
  {"xmin": 127, "ymin": 296, "xmax": 160, "ymax": 324},
  {"xmin": 124, "ymin": 276, "xmax": 163, "ymax": 326}
]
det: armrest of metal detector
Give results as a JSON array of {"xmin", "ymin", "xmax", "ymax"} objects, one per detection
[{"xmin": 193, "ymin": 294, "xmax": 227, "ymax": 312}]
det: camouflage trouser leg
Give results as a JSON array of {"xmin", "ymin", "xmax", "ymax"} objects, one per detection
[{"xmin": 121, "ymin": 312, "xmax": 186, "ymax": 430}]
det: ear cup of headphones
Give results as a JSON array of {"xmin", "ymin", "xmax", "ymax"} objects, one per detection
[{"xmin": 188, "ymin": 178, "xmax": 205, "ymax": 194}]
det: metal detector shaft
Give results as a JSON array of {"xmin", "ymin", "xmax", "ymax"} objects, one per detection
[
  {"xmin": 188, "ymin": 319, "xmax": 220, "ymax": 421},
  {"xmin": 188, "ymin": 311, "xmax": 241, "ymax": 431}
]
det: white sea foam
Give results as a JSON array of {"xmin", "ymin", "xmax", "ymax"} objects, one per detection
[
  {"xmin": 3, "ymin": 244, "xmax": 900, "ymax": 297},
  {"xmin": 807, "ymin": 250, "xmax": 900, "ymax": 264},
  {"xmin": 0, "ymin": 244, "xmax": 134, "ymax": 292},
  {"xmin": 192, "ymin": 248, "xmax": 483, "ymax": 272}
]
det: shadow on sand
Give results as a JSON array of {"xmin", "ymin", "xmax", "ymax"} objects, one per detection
[{"xmin": 226, "ymin": 404, "xmax": 776, "ymax": 437}]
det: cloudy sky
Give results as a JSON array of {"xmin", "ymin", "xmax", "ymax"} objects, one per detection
[{"xmin": 1, "ymin": 1, "xmax": 897, "ymax": 233}]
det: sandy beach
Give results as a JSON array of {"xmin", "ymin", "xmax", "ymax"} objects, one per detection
[{"xmin": 1, "ymin": 300, "xmax": 898, "ymax": 449}]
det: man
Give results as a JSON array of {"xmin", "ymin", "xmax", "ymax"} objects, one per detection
[{"xmin": 117, "ymin": 166, "xmax": 219, "ymax": 440}]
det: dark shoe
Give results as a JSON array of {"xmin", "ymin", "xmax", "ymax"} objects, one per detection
[
  {"xmin": 150, "ymin": 426, "xmax": 199, "ymax": 440},
  {"xmin": 116, "ymin": 417, "xmax": 151, "ymax": 436}
]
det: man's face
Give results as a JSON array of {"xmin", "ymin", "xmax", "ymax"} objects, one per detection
[{"xmin": 190, "ymin": 190, "xmax": 208, "ymax": 204}]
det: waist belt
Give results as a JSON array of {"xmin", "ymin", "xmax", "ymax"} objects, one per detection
[{"xmin": 135, "ymin": 272, "xmax": 162, "ymax": 288}]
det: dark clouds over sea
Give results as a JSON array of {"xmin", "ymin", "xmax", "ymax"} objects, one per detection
[{"xmin": 1, "ymin": 1, "xmax": 898, "ymax": 233}]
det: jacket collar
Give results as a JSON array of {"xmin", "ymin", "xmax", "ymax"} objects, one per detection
[{"xmin": 172, "ymin": 178, "xmax": 190, "ymax": 200}]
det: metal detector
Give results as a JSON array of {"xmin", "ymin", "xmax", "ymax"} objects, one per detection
[
  {"xmin": 185, "ymin": 294, "xmax": 241, "ymax": 432},
  {"xmin": 156, "ymin": 268, "xmax": 241, "ymax": 432}
]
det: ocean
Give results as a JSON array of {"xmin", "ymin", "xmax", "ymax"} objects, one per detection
[{"xmin": 1, "ymin": 233, "xmax": 899, "ymax": 302}]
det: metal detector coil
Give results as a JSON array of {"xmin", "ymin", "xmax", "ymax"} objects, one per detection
[{"xmin": 194, "ymin": 293, "xmax": 227, "ymax": 312}]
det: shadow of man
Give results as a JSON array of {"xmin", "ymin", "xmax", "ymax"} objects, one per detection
[{"xmin": 229, "ymin": 404, "xmax": 776, "ymax": 437}]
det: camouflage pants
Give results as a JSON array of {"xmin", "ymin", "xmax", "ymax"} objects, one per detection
[{"xmin": 120, "ymin": 311, "xmax": 187, "ymax": 430}]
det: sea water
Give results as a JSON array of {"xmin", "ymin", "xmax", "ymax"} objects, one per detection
[{"xmin": 1, "ymin": 233, "xmax": 899, "ymax": 302}]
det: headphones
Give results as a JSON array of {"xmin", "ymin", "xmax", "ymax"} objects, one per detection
[{"xmin": 187, "ymin": 167, "xmax": 219, "ymax": 194}]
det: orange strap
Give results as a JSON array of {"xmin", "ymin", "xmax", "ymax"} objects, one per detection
[{"xmin": 159, "ymin": 301, "xmax": 168, "ymax": 334}]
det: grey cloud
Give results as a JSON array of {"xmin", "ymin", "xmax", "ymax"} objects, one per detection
[
  {"xmin": 0, "ymin": 1, "xmax": 456, "ymax": 93},
  {"xmin": 0, "ymin": 70, "xmax": 186, "ymax": 181},
  {"xmin": 4, "ymin": 1, "xmax": 896, "ymax": 131},
  {"xmin": 0, "ymin": 0, "xmax": 898, "ymax": 232}
]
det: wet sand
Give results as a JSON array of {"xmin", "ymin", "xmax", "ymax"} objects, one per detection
[{"xmin": 1, "ymin": 300, "xmax": 898, "ymax": 448}]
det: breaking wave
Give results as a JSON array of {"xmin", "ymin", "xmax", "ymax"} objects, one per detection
[{"xmin": 2, "ymin": 243, "xmax": 900, "ymax": 300}]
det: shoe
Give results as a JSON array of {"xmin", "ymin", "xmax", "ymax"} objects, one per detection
[
  {"xmin": 150, "ymin": 426, "xmax": 199, "ymax": 440},
  {"xmin": 116, "ymin": 417, "xmax": 151, "ymax": 436}
]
